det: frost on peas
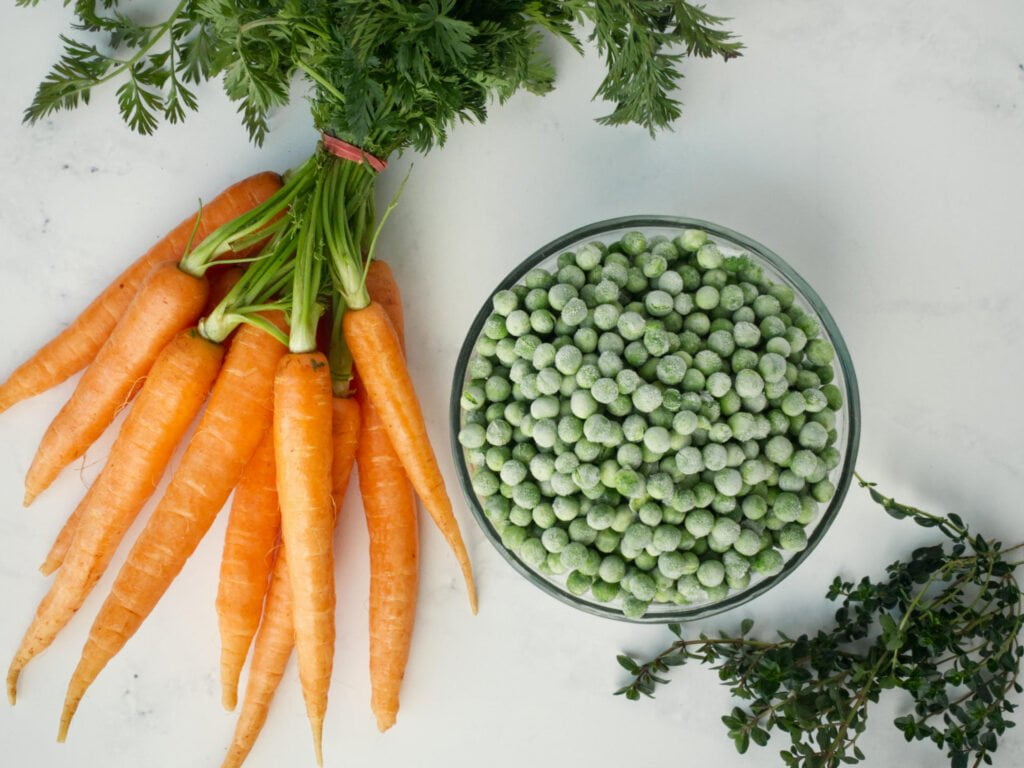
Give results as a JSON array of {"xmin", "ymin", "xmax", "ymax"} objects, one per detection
[
  {"xmin": 491, "ymin": 289, "xmax": 519, "ymax": 316},
  {"xmin": 732, "ymin": 320, "xmax": 761, "ymax": 350},
  {"xmin": 557, "ymin": 297, "xmax": 587, "ymax": 328},
  {"xmin": 632, "ymin": 384, "xmax": 664, "ymax": 414},
  {"xmin": 752, "ymin": 548, "xmax": 784, "ymax": 576},
  {"xmin": 617, "ymin": 443, "xmax": 643, "ymax": 470},
  {"xmin": 644, "ymin": 289, "xmax": 674, "ymax": 318},
  {"xmin": 758, "ymin": 352, "xmax": 787, "ymax": 384},
  {"xmin": 695, "ymin": 240, "xmax": 723, "ymax": 269},
  {"xmin": 684, "ymin": 508, "xmax": 715, "ymax": 538},
  {"xmin": 702, "ymin": 443, "xmax": 728, "ymax": 472},
  {"xmin": 790, "ymin": 449, "xmax": 819, "ymax": 480},
  {"xmin": 620, "ymin": 231, "xmax": 648, "ymax": 256},
  {"xmin": 573, "ymin": 327, "xmax": 598, "ymax": 354},
  {"xmin": 706, "ymin": 331, "xmax": 736, "ymax": 360},
  {"xmin": 773, "ymin": 492, "xmax": 801, "ymax": 523},
  {"xmin": 531, "ymin": 343, "xmax": 556, "ymax": 371},
  {"xmin": 637, "ymin": 501, "xmax": 664, "ymax": 528},
  {"xmin": 625, "ymin": 267, "xmax": 649, "ymax": 295},
  {"xmin": 614, "ymin": 369, "xmax": 642, "ymax": 397},
  {"xmin": 713, "ymin": 468, "xmax": 743, "ymax": 498},
  {"xmin": 499, "ymin": 460, "xmax": 528, "ymax": 486},
  {"xmin": 617, "ymin": 311, "xmax": 647, "ymax": 341},
  {"xmin": 806, "ymin": 338, "xmax": 835, "ymax": 366},
  {"xmin": 675, "ymin": 445, "xmax": 704, "ymax": 475},
  {"xmin": 598, "ymin": 554, "xmax": 627, "ymax": 584},
  {"xmin": 798, "ymin": 421, "xmax": 829, "ymax": 451},
  {"xmin": 643, "ymin": 427, "xmax": 673, "ymax": 457},
  {"xmin": 458, "ymin": 422, "xmax": 487, "ymax": 449},
  {"xmin": 568, "ymin": 519, "xmax": 598, "ymax": 546},
  {"xmin": 709, "ymin": 516, "xmax": 742, "ymax": 549},
  {"xmin": 752, "ymin": 294, "xmax": 781, "ymax": 320},
  {"xmin": 472, "ymin": 468, "xmax": 500, "ymax": 497},
  {"xmin": 615, "ymin": 468, "xmax": 647, "ymax": 499},
  {"xmin": 696, "ymin": 559, "xmax": 726, "ymax": 587},
  {"xmin": 597, "ymin": 351, "xmax": 624, "ymax": 379},
  {"xmin": 802, "ymin": 388, "xmax": 829, "ymax": 414},
  {"xmin": 694, "ymin": 285, "xmax": 720, "ymax": 311},
  {"xmin": 734, "ymin": 369, "xmax": 765, "ymax": 399},
  {"xmin": 529, "ymin": 309, "xmax": 555, "ymax": 335},
  {"xmin": 778, "ymin": 523, "xmax": 808, "ymax": 552},
  {"xmin": 592, "ymin": 303, "xmax": 621, "ymax": 332},
  {"xmin": 741, "ymin": 493, "xmax": 768, "ymax": 521},
  {"xmin": 547, "ymin": 283, "xmax": 578, "ymax": 312},
  {"xmin": 530, "ymin": 396, "xmax": 560, "ymax": 421},
  {"xmin": 812, "ymin": 479, "xmax": 836, "ymax": 503},
  {"xmin": 734, "ymin": 528, "xmax": 763, "ymax": 557}
]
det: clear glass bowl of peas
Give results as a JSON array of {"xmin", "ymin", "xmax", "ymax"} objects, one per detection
[{"xmin": 450, "ymin": 216, "xmax": 860, "ymax": 623}]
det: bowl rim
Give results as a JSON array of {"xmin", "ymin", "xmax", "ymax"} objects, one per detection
[{"xmin": 449, "ymin": 215, "xmax": 861, "ymax": 623}]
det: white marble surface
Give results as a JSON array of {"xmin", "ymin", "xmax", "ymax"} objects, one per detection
[{"xmin": 1, "ymin": 2, "xmax": 1023, "ymax": 767}]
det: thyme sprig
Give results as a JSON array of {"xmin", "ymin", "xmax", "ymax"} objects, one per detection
[{"xmin": 616, "ymin": 478, "xmax": 1023, "ymax": 768}]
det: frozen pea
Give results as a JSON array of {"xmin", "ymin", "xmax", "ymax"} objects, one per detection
[
  {"xmin": 593, "ymin": 304, "xmax": 620, "ymax": 331},
  {"xmin": 591, "ymin": 579, "xmax": 620, "ymax": 602},
  {"xmin": 695, "ymin": 285, "xmax": 720, "ymax": 310},
  {"xmin": 676, "ymin": 446, "xmax": 704, "ymax": 474},
  {"xmin": 742, "ymin": 494, "xmax": 768, "ymax": 521},
  {"xmin": 621, "ymin": 231, "xmax": 648, "ymax": 256},
  {"xmin": 536, "ymin": 367, "xmax": 562, "ymax": 395},
  {"xmin": 643, "ymin": 327, "xmax": 670, "ymax": 357},
  {"xmin": 778, "ymin": 523, "xmax": 808, "ymax": 552},
  {"xmin": 652, "ymin": 524, "xmax": 682, "ymax": 553},
  {"xmin": 501, "ymin": 524, "xmax": 528, "ymax": 550},
  {"xmin": 532, "ymin": 501, "xmax": 556, "ymax": 527},
  {"xmin": 752, "ymin": 548, "xmax": 784, "ymax": 575},
  {"xmin": 656, "ymin": 355, "xmax": 688, "ymax": 386},
  {"xmin": 642, "ymin": 254, "xmax": 668, "ymax": 279},
  {"xmin": 633, "ymin": 384, "xmax": 663, "ymax": 413},
  {"xmin": 806, "ymin": 338, "xmax": 835, "ymax": 365},
  {"xmin": 752, "ymin": 294, "xmax": 781, "ymax": 319},
  {"xmin": 531, "ymin": 342, "xmax": 557, "ymax": 371},
  {"xmin": 798, "ymin": 421, "xmax": 828, "ymax": 451},
  {"xmin": 713, "ymin": 468, "xmax": 743, "ymax": 497},
  {"xmin": 617, "ymin": 311, "xmax": 646, "ymax": 340},
  {"xmin": 696, "ymin": 242, "xmax": 723, "ymax": 269},
  {"xmin": 615, "ymin": 468, "xmax": 646, "ymax": 499},
  {"xmin": 622, "ymin": 596, "xmax": 650, "ymax": 618},
  {"xmin": 710, "ymin": 516, "xmax": 741, "ymax": 549},
  {"xmin": 599, "ymin": 554, "xmax": 627, "ymax": 584},
  {"xmin": 500, "ymin": 460, "xmax": 528, "ymax": 486},
  {"xmin": 486, "ymin": 419, "xmax": 513, "ymax": 446},
  {"xmin": 802, "ymin": 388, "xmax": 829, "ymax": 414},
  {"xmin": 733, "ymin": 321, "xmax": 761, "ymax": 349},
  {"xmin": 570, "ymin": 390, "xmax": 599, "ymax": 420},
  {"xmin": 778, "ymin": 469, "xmax": 805, "ymax": 492},
  {"xmin": 458, "ymin": 423, "xmax": 486, "ymax": 449},
  {"xmin": 773, "ymin": 492, "xmax": 801, "ymax": 522},
  {"xmin": 822, "ymin": 383, "xmax": 843, "ymax": 410},
  {"xmin": 547, "ymin": 283, "xmax": 578, "ymax": 311},
  {"xmin": 560, "ymin": 542, "xmax": 588, "ymax": 570},
  {"xmin": 530, "ymin": 396, "xmax": 560, "ymax": 420},
  {"xmin": 684, "ymin": 508, "xmax": 714, "ymax": 538},
  {"xmin": 573, "ymin": 463, "xmax": 601, "ymax": 491},
  {"xmin": 706, "ymin": 330, "xmax": 736, "ymax": 359},
  {"xmin": 618, "ymin": 443, "xmax": 643, "ymax": 469},
  {"xmin": 643, "ymin": 426, "xmax": 672, "ymax": 455},
  {"xmin": 587, "ymin": 503, "xmax": 616, "ymax": 531},
  {"xmin": 530, "ymin": 310, "xmax": 555, "ymax": 334},
  {"xmin": 575, "ymin": 438, "xmax": 603, "ymax": 463},
  {"xmin": 790, "ymin": 450, "xmax": 818, "ymax": 479},
  {"xmin": 703, "ymin": 443, "xmax": 727, "ymax": 472},
  {"xmin": 758, "ymin": 353, "xmax": 787, "ymax": 383},
  {"xmin": 764, "ymin": 435, "xmax": 794, "ymax": 465},
  {"xmin": 638, "ymin": 502, "xmax": 663, "ymax": 527},
  {"xmin": 820, "ymin": 446, "xmax": 841, "ymax": 470},
  {"xmin": 540, "ymin": 528, "xmax": 573, "ymax": 552},
  {"xmin": 566, "ymin": 570, "xmax": 594, "ymax": 596},
  {"xmin": 645, "ymin": 290, "xmax": 674, "ymax": 317},
  {"xmin": 472, "ymin": 469, "xmax": 499, "ymax": 497},
  {"xmin": 684, "ymin": 312, "xmax": 711, "ymax": 337},
  {"xmin": 623, "ymin": 522, "xmax": 654, "ymax": 551},
  {"xmin": 598, "ymin": 351, "xmax": 624, "ymax": 378},
  {"xmin": 673, "ymin": 410, "xmax": 699, "ymax": 436},
  {"xmin": 734, "ymin": 369, "xmax": 765, "ymax": 398},
  {"xmin": 506, "ymin": 309, "xmax": 532, "ymax": 337},
  {"xmin": 812, "ymin": 479, "xmax": 836, "ymax": 503},
  {"xmin": 696, "ymin": 559, "xmax": 725, "ymax": 587},
  {"xmin": 647, "ymin": 472, "xmax": 675, "ymax": 502},
  {"xmin": 568, "ymin": 518, "xmax": 598, "ymax": 545},
  {"xmin": 629, "ymin": 572, "xmax": 657, "ymax": 601},
  {"xmin": 734, "ymin": 528, "xmax": 762, "ymax": 557}
]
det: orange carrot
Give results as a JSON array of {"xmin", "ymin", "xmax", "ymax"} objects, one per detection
[
  {"xmin": 206, "ymin": 267, "xmax": 245, "ymax": 316},
  {"xmin": 0, "ymin": 172, "xmax": 281, "ymax": 414},
  {"xmin": 217, "ymin": 428, "xmax": 279, "ymax": 712},
  {"xmin": 39, "ymin": 487, "xmax": 93, "ymax": 576},
  {"xmin": 7, "ymin": 329, "xmax": 224, "ymax": 703},
  {"xmin": 24, "ymin": 262, "xmax": 209, "ymax": 505},
  {"xmin": 58, "ymin": 318, "xmax": 287, "ymax": 742},
  {"xmin": 218, "ymin": 399, "xmax": 358, "ymax": 767},
  {"xmin": 220, "ymin": 549, "xmax": 293, "ymax": 768},
  {"xmin": 331, "ymin": 397, "xmax": 361, "ymax": 508},
  {"xmin": 39, "ymin": 269, "xmax": 242, "ymax": 576},
  {"xmin": 273, "ymin": 352, "xmax": 335, "ymax": 765},
  {"xmin": 344, "ymin": 302, "xmax": 477, "ymax": 612},
  {"xmin": 358, "ymin": 260, "xmax": 419, "ymax": 731}
]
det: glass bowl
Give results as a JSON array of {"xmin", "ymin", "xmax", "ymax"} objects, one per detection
[{"xmin": 449, "ymin": 216, "xmax": 861, "ymax": 623}]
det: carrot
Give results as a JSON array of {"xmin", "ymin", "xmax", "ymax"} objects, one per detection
[
  {"xmin": 273, "ymin": 352, "xmax": 335, "ymax": 765},
  {"xmin": 358, "ymin": 261, "xmax": 418, "ymax": 731},
  {"xmin": 206, "ymin": 267, "xmax": 245, "ymax": 316},
  {"xmin": 7, "ymin": 329, "xmax": 224, "ymax": 703},
  {"xmin": 24, "ymin": 262, "xmax": 209, "ymax": 505},
  {"xmin": 343, "ymin": 302, "xmax": 477, "ymax": 613},
  {"xmin": 0, "ymin": 172, "xmax": 280, "ymax": 414},
  {"xmin": 217, "ymin": 427, "xmax": 279, "ymax": 712},
  {"xmin": 39, "ymin": 487, "xmax": 93, "ymax": 576},
  {"xmin": 220, "ymin": 549, "xmax": 293, "ymax": 768},
  {"xmin": 58, "ymin": 318, "xmax": 287, "ymax": 742},
  {"xmin": 218, "ymin": 399, "xmax": 358, "ymax": 767},
  {"xmin": 331, "ymin": 397, "xmax": 361, "ymax": 508}
]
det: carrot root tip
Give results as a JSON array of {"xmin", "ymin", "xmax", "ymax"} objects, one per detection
[
  {"xmin": 22, "ymin": 491, "xmax": 36, "ymax": 507},
  {"xmin": 222, "ymin": 687, "xmax": 238, "ymax": 712},
  {"xmin": 6, "ymin": 667, "xmax": 19, "ymax": 706}
]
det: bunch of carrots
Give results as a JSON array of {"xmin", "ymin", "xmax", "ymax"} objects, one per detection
[{"xmin": 3, "ymin": 157, "xmax": 476, "ymax": 767}]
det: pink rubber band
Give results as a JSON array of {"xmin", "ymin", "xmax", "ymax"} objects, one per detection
[{"xmin": 321, "ymin": 133, "xmax": 388, "ymax": 172}]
